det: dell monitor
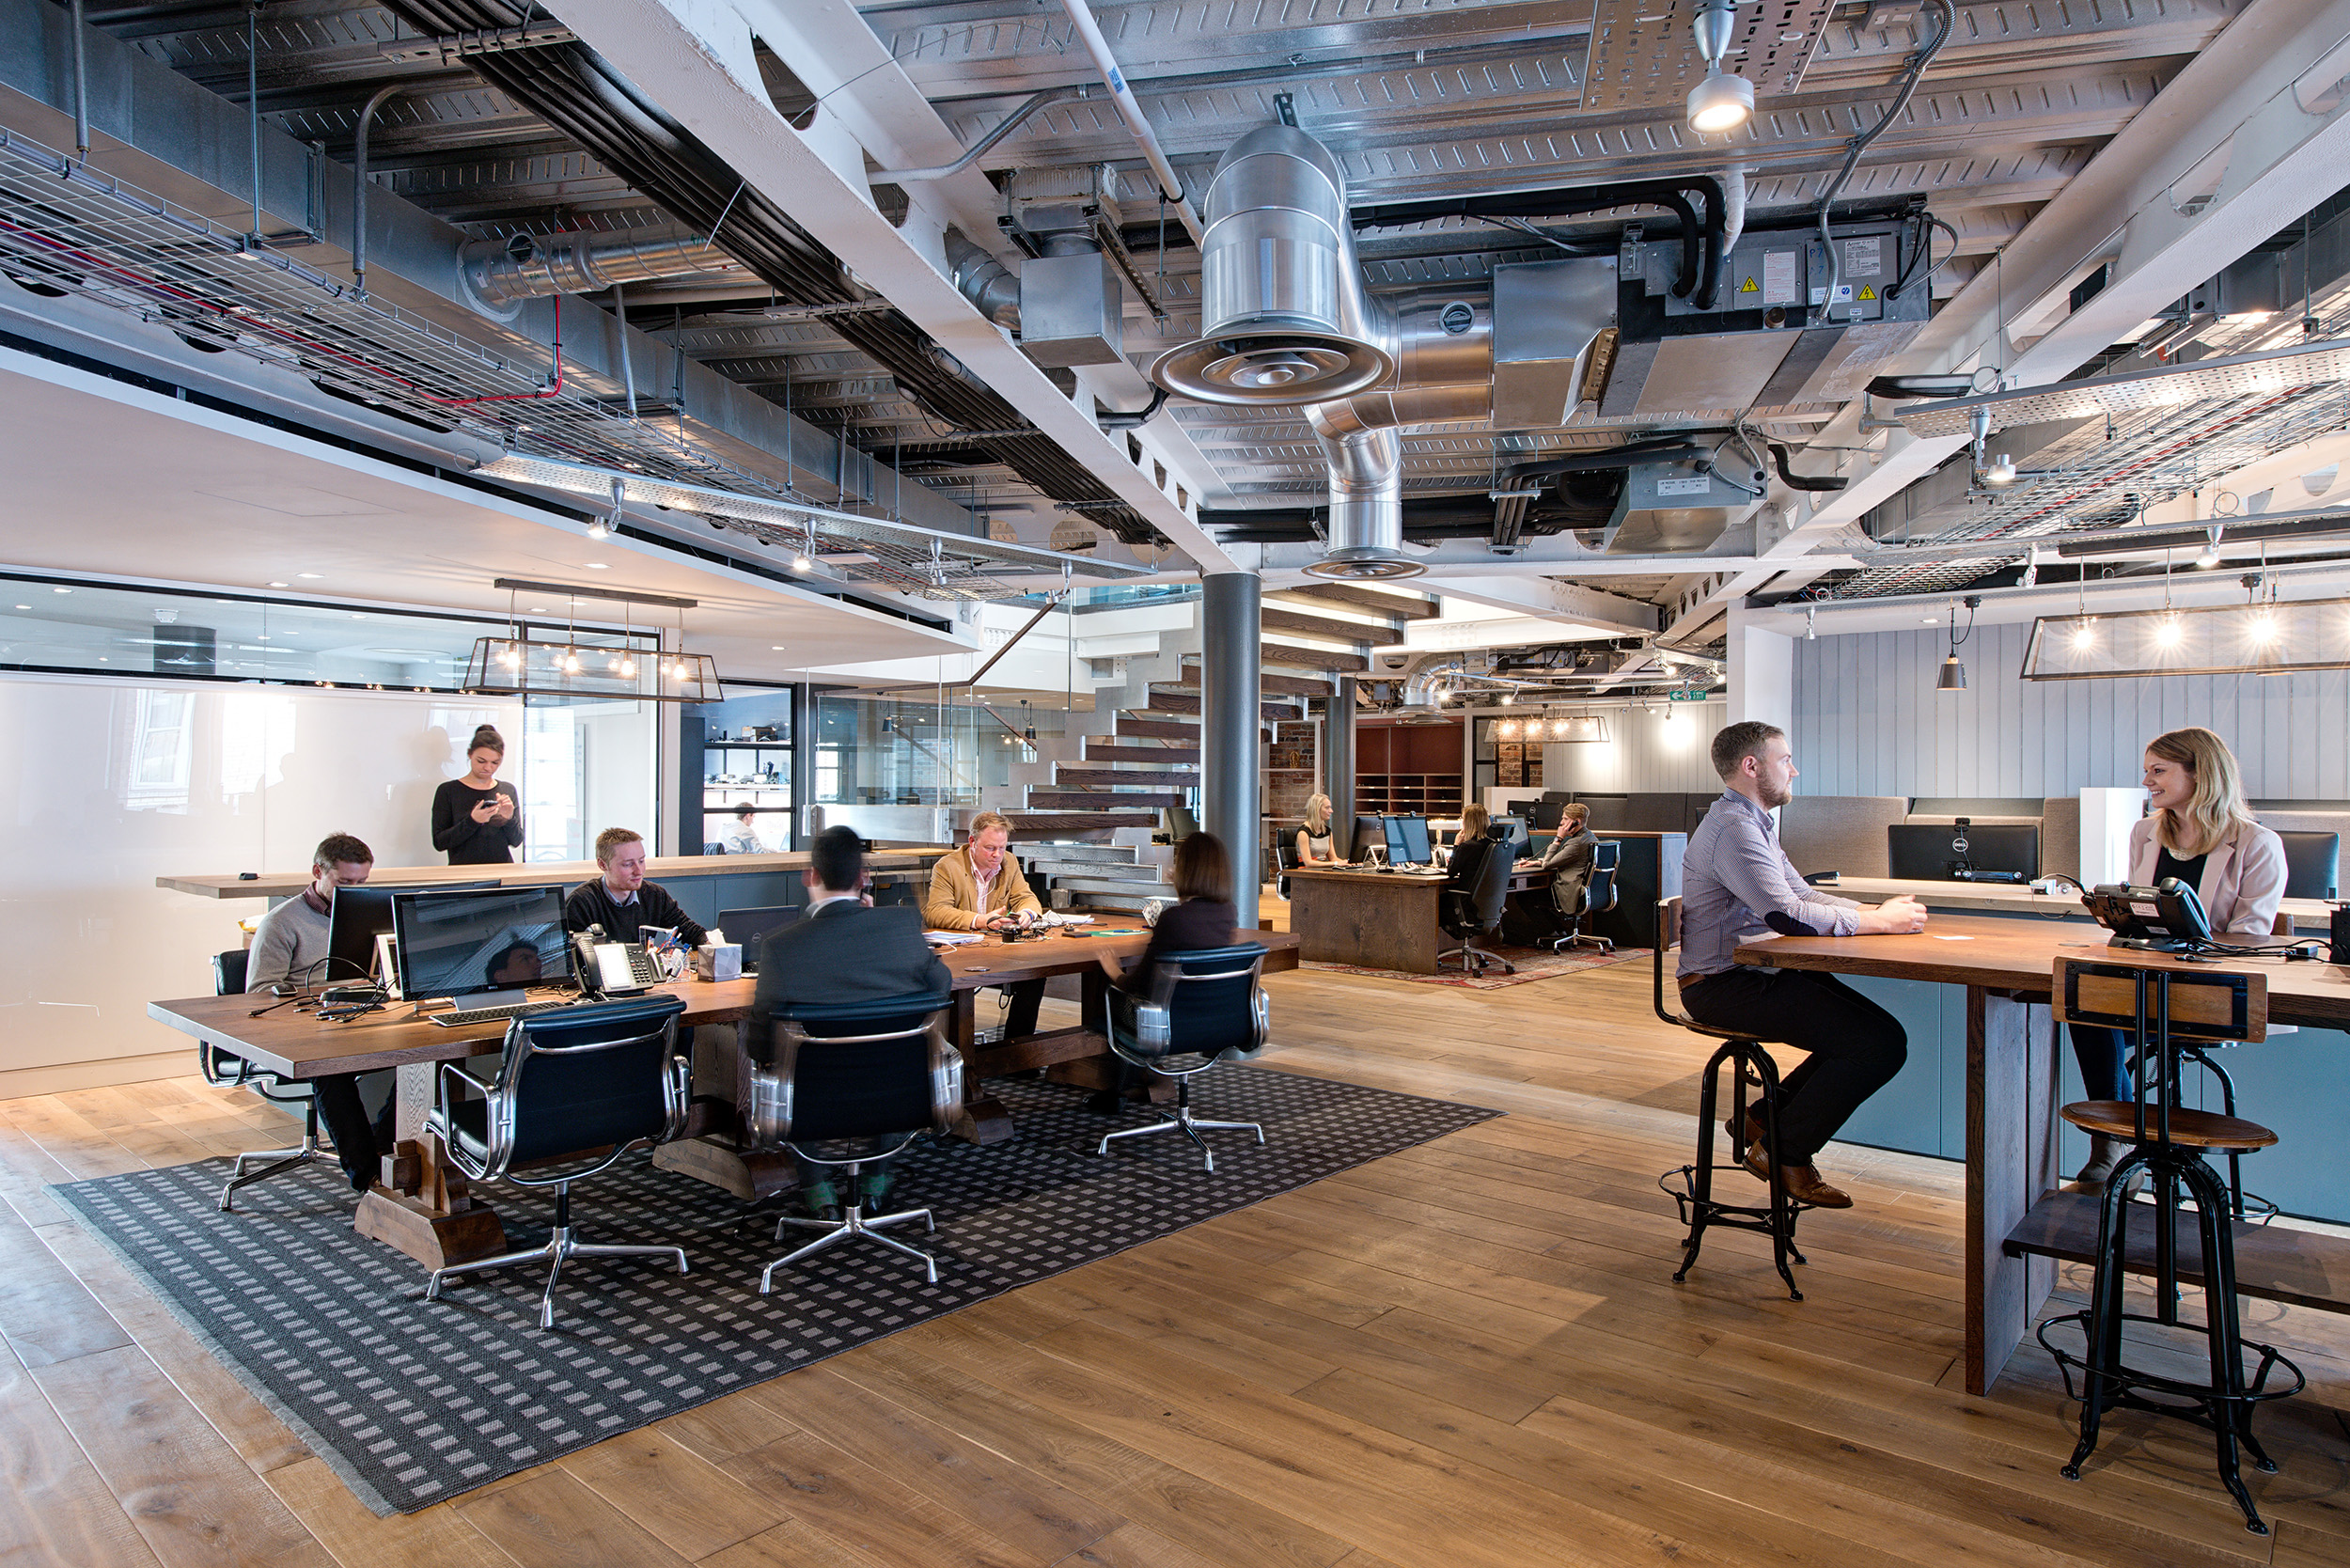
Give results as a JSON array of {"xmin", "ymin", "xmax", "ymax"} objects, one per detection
[
  {"xmin": 327, "ymin": 880, "xmax": 495, "ymax": 987},
  {"xmin": 392, "ymin": 885, "xmax": 572, "ymax": 1009},
  {"xmin": 718, "ymin": 904, "xmax": 802, "ymax": 974},
  {"xmin": 1886, "ymin": 822, "xmax": 2040, "ymax": 882}
]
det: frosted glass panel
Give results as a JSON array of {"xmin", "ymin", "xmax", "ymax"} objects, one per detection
[{"xmin": 0, "ymin": 674, "xmax": 523, "ymax": 1076}]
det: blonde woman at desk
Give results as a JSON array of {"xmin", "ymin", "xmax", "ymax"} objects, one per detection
[
  {"xmin": 1295, "ymin": 793, "xmax": 1342, "ymax": 868},
  {"xmin": 2064, "ymin": 725, "xmax": 2287, "ymax": 1194}
]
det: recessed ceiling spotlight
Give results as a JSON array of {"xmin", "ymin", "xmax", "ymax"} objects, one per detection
[
  {"xmin": 267, "ymin": 580, "xmax": 289, "ymax": 588},
  {"xmin": 12, "ymin": 604, "xmax": 28, "ymax": 610},
  {"xmin": 586, "ymin": 561, "xmax": 609, "ymax": 570},
  {"xmin": 53, "ymin": 586, "xmax": 71, "ymax": 594},
  {"xmin": 296, "ymin": 572, "xmax": 323, "ymax": 579},
  {"xmin": 770, "ymin": 645, "xmax": 787, "ymax": 651},
  {"xmin": 1921, "ymin": 617, "xmax": 1937, "ymax": 624}
]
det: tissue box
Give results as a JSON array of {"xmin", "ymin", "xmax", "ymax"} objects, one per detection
[{"xmin": 691, "ymin": 944, "xmax": 743, "ymax": 982}]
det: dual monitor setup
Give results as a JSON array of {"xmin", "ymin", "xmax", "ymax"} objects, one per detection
[
  {"xmin": 1352, "ymin": 813, "xmax": 1531, "ymax": 870},
  {"xmin": 323, "ymin": 886, "xmax": 814, "ymax": 1019},
  {"xmin": 323, "ymin": 883, "xmax": 573, "ymax": 1017}
]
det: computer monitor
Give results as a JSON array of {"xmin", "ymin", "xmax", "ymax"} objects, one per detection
[
  {"xmin": 718, "ymin": 904, "xmax": 802, "ymax": 973},
  {"xmin": 1495, "ymin": 815, "xmax": 1528, "ymax": 857},
  {"xmin": 1352, "ymin": 814, "xmax": 1384, "ymax": 862},
  {"xmin": 392, "ymin": 885, "xmax": 572, "ymax": 1008},
  {"xmin": 1383, "ymin": 814, "xmax": 1434, "ymax": 867},
  {"xmin": 1886, "ymin": 823, "xmax": 2041, "ymax": 881},
  {"xmin": 2275, "ymin": 830, "xmax": 2341, "ymax": 900},
  {"xmin": 327, "ymin": 880, "xmax": 495, "ymax": 986}
]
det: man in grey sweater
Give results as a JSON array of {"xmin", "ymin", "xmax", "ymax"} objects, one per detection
[{"xmin": 244, "ymin": 832, "xmax": 385, "ymax": 1192}]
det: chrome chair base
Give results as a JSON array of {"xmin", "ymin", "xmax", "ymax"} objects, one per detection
[
  {"xmin": 217, "ymin": 1117, "xmax": 325, "ymax": 1213},
  {"xmin": 761, "ymin": 1203, "xmax": 937, "ymax": 1290},
  {"xmin": 1545, "ymin": 932, "xmax": 1614, "ymax": 955},
  {"xmin": 424, "ymin": 1221, "xmax": 689, "ymax": 1330},
  {"xmin": 1098, "ymin": 1104, "xmax": 1265, "ymax": 1172},
  {"xmin": 1436, "ymin": 942, "xmax": 1517, "ymax": 976}
]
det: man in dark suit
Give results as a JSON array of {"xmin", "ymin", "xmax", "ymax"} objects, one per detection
[{"xmin": 749, "ymin": 826, "xmax": 950, "ymax": 1217}]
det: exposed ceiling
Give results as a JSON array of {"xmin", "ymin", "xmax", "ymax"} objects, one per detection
[{"xmin": 32, "ymin": 0, "xmax": 2350, "ymax": 653}]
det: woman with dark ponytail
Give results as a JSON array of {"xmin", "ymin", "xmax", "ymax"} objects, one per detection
[{"xmin": 431, "ymin": 723, "xmax": 525, "ymax": 864}]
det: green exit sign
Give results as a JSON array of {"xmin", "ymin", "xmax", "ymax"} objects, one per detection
[{"xmin": 1668, "ymin": 690, "xmax": 1708, "ymax": 702}]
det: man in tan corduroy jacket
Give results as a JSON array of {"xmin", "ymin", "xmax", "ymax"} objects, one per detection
[{"xmin": 923, "ymin": 812, "xmax": 1046, "ymax": 1038}]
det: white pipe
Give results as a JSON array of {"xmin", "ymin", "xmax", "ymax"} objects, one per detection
[{"xmin": 1055, "ymin": 0, "xmax": 1207, "ymax": 247}]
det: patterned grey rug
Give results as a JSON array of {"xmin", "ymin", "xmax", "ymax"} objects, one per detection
[{"xmin": 52, "ymin": 1066, "xmax": 1497, "ymax": 1515}]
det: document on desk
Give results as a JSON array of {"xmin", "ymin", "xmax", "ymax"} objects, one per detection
[
  {"xmin": 1928, "ymin": 934, "xmax": 1976, "ymax": 941},
  {"xmin": 924, "ymin": 932, "xmax": 984, "ymax": 947}
]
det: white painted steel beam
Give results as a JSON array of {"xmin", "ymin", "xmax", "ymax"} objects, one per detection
[{"xmin": 546, "ymin": 0, "xmax": 1238, "ymax": 573}]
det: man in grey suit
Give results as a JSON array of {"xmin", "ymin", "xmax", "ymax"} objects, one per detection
[{"xmin": 748, "ymin": 826, "xmax": 951, "ymax": 1217}]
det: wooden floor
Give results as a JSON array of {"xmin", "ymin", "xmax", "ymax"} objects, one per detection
[{"xmin": 4, "ymin": 959, "xmax": 2349, "ymax": 1568}]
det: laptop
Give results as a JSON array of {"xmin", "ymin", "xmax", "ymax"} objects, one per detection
[{"xmin": 718, "ymin": 905, "xmax": 802, "ymax": 973}]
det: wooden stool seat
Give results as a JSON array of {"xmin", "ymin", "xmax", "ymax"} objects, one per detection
[{"xmin": 2060, "ymin": 1100, "xmax": 2278, "ymax": 1153}]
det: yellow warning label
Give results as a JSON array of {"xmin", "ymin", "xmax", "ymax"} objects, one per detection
[
  {"xmin": 1857, "ymin": 284, "xmax": 1877, "ymax": 301},
  {"xmin": 1739, "ymin": 275, "xmax": 1760, "ymax": 294}
]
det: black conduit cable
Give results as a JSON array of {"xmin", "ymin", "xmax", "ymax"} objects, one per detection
[
  {"xmin": 1766, "ymin": 440, "xmax": 1848, "ymax": 493},
  {"xmin": 1813, "ymin": 0, "xmax": 1954, "ymax": 325},
  {"xmin": 382, "ymin": 3, "xmax": 1153, "ymax": 538}
]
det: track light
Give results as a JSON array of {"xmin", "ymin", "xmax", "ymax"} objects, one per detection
[
  {"xmin": 2196, "ymin": 525, "xmax": 2222, "ymax": 569},
  {"xmin": 1685, "ymin": 0, "xmax": 1753, "ymax": 133},
  {"xmin": 1982, "ymin": 454, "xmax": 2018, "ymax": 486},
  {"xmin": 1805, "ymin": 606, "xmax": 1817, "ymax": 641},
  {"xmin": 589, "ymin": 476, "xmax": 621, "ymax": 541}
]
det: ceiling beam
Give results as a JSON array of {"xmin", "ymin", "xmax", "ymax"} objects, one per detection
[
  {"xmin": 548, "ymin": 0, "xmax": 1236, "ymax": 574},
  {"xmin": 1416, "ymin": 575, "xmax": 1660, "ymax": 637}
]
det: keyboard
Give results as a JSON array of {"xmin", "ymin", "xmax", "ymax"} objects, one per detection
[{"xmin": 427, "ymin": 999, "xmax": 577, "ymax": 1028}]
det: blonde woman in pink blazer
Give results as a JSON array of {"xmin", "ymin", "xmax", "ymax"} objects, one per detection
[{"xmin": 2064, "ymin": 727, "xmax": 2286, "ymax": 1193}]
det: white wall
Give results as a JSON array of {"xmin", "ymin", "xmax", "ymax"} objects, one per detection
[
  {"xmin": 1793, "ymin": 622, "xmax": 2350, "ymax": 799},
  {"xmin": 0, "ymin": 673, "xmax": 524, "ymax": 1092},
  {"xmin": 1540, "ymin": 697, "xmax": 1727, "ymax": 792}
]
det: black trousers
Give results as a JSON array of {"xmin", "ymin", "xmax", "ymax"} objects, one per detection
[
  {"xmin": 309, "ymin": 1072, "xmax": 384, "ymax": 1189},
  {"xmin": 1680, "ymin": 967, "xmax": 1908, "ymax": 1164},
  {"xmin": 994, "ymin": 978, "xmax": 1044, "ymax": 1038}
]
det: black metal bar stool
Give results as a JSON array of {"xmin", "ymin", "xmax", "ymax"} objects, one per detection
[
  {"xmin": 2038, "ymin": 958, "xmax": 2302, "ymax": 1535},
  {"xmin": 1652, "ymin": 897, "xmax": 1810, "ymax": 1300}
]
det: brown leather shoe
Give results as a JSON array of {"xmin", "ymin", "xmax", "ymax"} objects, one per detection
[
  {"xmin": 1780, "ymin": 1164, "xmax": 1854, "ymax": 1209},
  {"xmin": 1742, "ymin": 1144, "xmax": 1853, "ymax": 1208},
  {"xmin": 1725, "ymin": 1106, "xmax": 1764, "ymax": 1151}
]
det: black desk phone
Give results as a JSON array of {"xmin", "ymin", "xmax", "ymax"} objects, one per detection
[{"xmin": 572, "ymin": 926, "xmax": 676, "ymax": 996}]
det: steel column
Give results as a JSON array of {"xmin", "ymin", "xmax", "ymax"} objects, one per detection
[
  {"xmin": 1324, "ymin": 676, "xmax": 1356, "ymax": 861},
  {"xmin": 1201, "ymin": 572, "xmax": 1263, "ymax": 932}
]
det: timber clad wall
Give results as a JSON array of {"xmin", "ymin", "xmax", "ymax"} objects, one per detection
[{"xmin": 1794, "ymin": 622, "xmax": 2350, "ymax": 801}]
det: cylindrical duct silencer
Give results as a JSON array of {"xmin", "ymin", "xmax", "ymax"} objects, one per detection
[
  {"xmin": 461, "ymin": 233, "xmax": 740, "ymax": 306},
  {"xmin": 1150, "ymin": 124, "xmax": 1393, "ymax": 405}
]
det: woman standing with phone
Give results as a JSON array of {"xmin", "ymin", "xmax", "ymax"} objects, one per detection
[{"xmin": 431, "ymin": 724, "xmax": 525, "ymax": 864}]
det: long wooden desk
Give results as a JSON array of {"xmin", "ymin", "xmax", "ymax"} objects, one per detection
[
  {"xmin": 1735, "ymin": 916, "xmax": 2350, "ymax": 1395},
  {"xmin": 157, "ymin": 849, "xmax": 951, "ymax": 901},
  {"xmin": 1823, "ymin": 876, "xmax": 2333, "ymax": 931},
  {"xmin": 1287, "ymin": 865, "xmax": 1551, "ymax": 973},
  {"xmin": 149, "ymin": 926, "xmax": 1299, "ymax": 1269}
]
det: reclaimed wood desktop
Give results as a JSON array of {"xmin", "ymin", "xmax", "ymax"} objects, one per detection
[
  {"xmin": 149, "ymin": 927, "xmax": 1300, "ymax": 1268},
  {"xmin": 1735, "ymin": 916, "xmax": 2350, "ymax": 1395},
  {"xmin": 1287, "ymin": 865, "xmax": 1551, "ymax": 973},
  {"xmin": 156, "ymin": 848, "xmax": 950, "ymax": 901}
]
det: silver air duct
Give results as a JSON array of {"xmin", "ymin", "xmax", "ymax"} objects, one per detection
[
  {"xmin": 1150, "ymin": 124, "xmax": 1393, "ymax": 408},
  {"xmin": 1303, "ymin": 295, "xmax": 1494, "ymax": 579},
  {"xmin": 460, "ymin": 231, "xmax": 741, "ymax": 307}
]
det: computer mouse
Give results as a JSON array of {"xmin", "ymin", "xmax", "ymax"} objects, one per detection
[{"xmin": 237, "ymin": 871, "xmax": 259, "ymax": 881}]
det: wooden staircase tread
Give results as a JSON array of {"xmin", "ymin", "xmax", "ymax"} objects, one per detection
[
  {"xmin": 1083, "ymin": 744, "xmax": 1202, "ymax": 764},
  {"xmin": 1273, "ymin": 582, "xmax": 1440, "ymax": 619},
  {"xmin": 1053, "ymin": 768, "xmax": 1198, "ymax": 787},
  {"xmin": 1260, "ymin": 606, "xmax": 1403, "ymax": 647}
]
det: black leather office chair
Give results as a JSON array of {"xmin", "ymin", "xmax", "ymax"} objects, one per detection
[
  {"xmin": 742, "ymin": 992, "xmax": 960, "ymax": 1290},
  {"xmin": 1099, "ymin": 945, "xmax": 1271, "ymax": 1171},
  {"xmin": 199, "ymin": 949, "xmax": 336, "ymax": 1213},
  {"xmin": 1438, "ymin": 834, "xmax": 1516, "ymax": 976},
  {"xmin": 422, "ymin": 994, "xmax": 691, "ymax": 1329},
  {"xmin": 1274, "ymin": 839, "xmax": 1301, "ymax": 899},
  {"xmin": 1544, "ymin": 839, "xmax": 1621, "ymax": 954}
]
